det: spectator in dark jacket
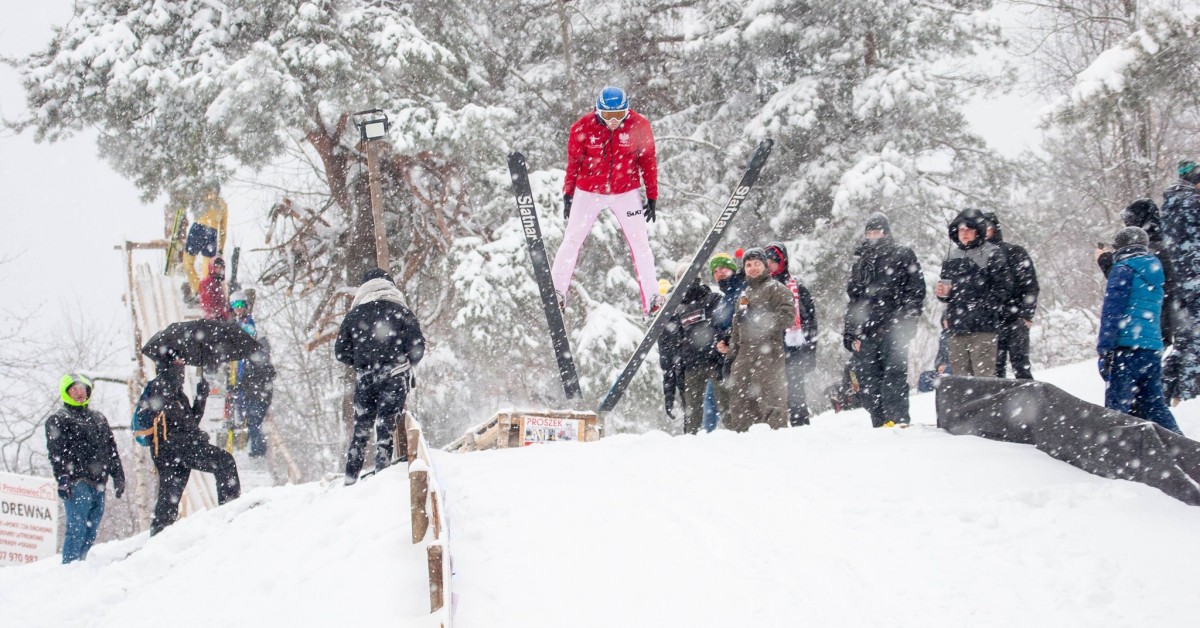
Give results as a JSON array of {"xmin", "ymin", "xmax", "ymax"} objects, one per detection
[
  {"xmin": 658, "ymin": 275, "xmax": 722, "ymax": 434},
  {"xmin": 1098, "ymin": 227, "xmax": 1182, "ymax": 434},
  {"xmin": 982, "ymin": 212, "xmax": 1039, "ymax": 379},
  {"xmin": 936, "ymin": 208, "xmax": 1011, "ymax": 376},
  {"xmin": 335, "ymin": 268, "xmax": 426, "ymax": 485},
  {"xmin": 707, "ymin": 252, "xmax": 746, "ymax": 428},
  {"xmin": 230, "ymin": 292, "xmax": 275, "ymax": 458},
  {"xmin": 843, "ymin": 213, "xmax": 925, "ymax": 427},
  {"xmin": 765, "ymin": 242, "xmax": 818, "ymax": 427},
  {"xmin": 45, "ymin": 374, "xmax": 125, "ymax": 563},
  {"xmin": 1161, "ymin": 160, "xmax": 1200, "ymax": 401},
  {"xmin": 135, "ymin": 353, "xmax": 241, "ymax": 535}
]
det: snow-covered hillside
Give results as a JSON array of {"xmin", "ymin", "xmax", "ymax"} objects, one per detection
[{"xmin": 2, "ymin": 362, "xmax": 1198, "ymax": 627}]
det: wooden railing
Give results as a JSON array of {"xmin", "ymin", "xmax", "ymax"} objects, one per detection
[{"xmin": 404, "ymin": 412, "xmax": 452, "ymax": 626}]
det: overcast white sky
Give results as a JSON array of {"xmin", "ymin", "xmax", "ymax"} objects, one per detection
[{"xmin": 0, "ymin": 2, "xmax": 1044, "ymax": 368}]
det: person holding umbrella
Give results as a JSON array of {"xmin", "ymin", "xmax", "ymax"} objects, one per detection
[
  {"xmin": 137, "ymin": 321, "xmax": 255, "ymax": 534},
  {"xmin": 335, "ymin": 268, "xmax": 426, "ymax": 485}
]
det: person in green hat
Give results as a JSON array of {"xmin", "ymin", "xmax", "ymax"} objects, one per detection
[{"xmin": 45, "ymin": 374, "xmax": 125, "ymax": 563}]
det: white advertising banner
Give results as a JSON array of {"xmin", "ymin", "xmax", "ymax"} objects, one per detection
[
  {"xmin": 521, "ymin": 416, "xmax": 583, "ymax": 446},
  {"xmin": 0, "ymin": 471, "xmax": 58, "ymax": 566}
]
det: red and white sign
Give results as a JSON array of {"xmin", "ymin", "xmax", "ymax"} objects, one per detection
[
  {"xmin": 0, "ymin": 472, "xmax": 58, "ymax": 566},
  {"xmin": 521, "ymin": 416, "xmax": 583, "ymax": 446}
]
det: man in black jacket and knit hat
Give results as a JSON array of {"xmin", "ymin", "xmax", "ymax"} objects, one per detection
[
  {"xmin": 843, "ymin": 213, "xmax": 925, "ymax": 427},
  {"xmin": 135, "ymin": 351, "xmax": 241, "ymax": 535},
  {"xmin": 982, "ymin": 212, "xmax": 1039, "ymax": 379},
  {"xmin": 936, "ymin": 208, "xmax": 1011, "ymax": 376},
  {"xmin": 335, "ymin": 268, "xmax": 426, "ymax": 485}
]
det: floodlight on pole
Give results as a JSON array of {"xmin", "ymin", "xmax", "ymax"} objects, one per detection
[{"xmin": 353, "ymin": 108, "xmax": 392, "ymax": 270}]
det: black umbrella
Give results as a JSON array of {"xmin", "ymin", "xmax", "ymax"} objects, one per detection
[{"xmin": 141, "ymin": 319, "xmax": 262, "ymax": 366}]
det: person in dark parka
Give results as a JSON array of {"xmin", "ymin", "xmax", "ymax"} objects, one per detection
[
  {"xmin": 46, "ymin": 374, "xmax": 125, "ymax": 563},
  {"xmin": 936, "ymin": 208, "xmax": 1011, "ymax": 376},
  {"xmin": 982, "ymin": 212, "xmax": 1039, "ymax": 379},
  {"xmin": 658, "ymin": 276, "xmax": 723, "ymax": 434},
  {"xmin": 1098, "ymin": 227, "xmax": 1182, "ymax": 434},
  {"xmin": 843, "ymin": 213, "xmax": 925, "ymax": 427},
  {"xmin": 1161, "ymin": 160, "xmax": 1200, "ymax": 401},
  {"xmin": 764, "ymin": 242, "xmax": 818, "ymax": 427},
  {"xmin": 335, "ymin": 268, "xmax": 426, "ymax": 485},
  {"xmin": 135, "ymin": 353, "xmax": 241, "ymax": 535}
]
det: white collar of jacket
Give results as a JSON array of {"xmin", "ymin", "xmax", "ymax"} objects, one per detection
[{"xmin": 351, "ymin": 278, "xmax": 408, "ymax": 309}]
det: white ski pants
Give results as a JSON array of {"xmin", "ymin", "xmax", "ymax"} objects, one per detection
[{"xmin": 552, "ymin": 189, "xmax": 658, "ymax": 314}]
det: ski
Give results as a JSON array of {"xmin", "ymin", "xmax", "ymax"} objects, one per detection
[
  {"xmin": 508, "ymin": 152, "xmax": 582, "ymax": 400},
  {"xmin": 163, "ymin": 203, "xmax": 187, "ymax": 274},
  {"xmin": 597, "ymin": 139, "xmax": 774, "ymax": 414}
]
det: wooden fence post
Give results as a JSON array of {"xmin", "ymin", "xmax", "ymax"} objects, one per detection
[
  {"xmin": 427, "ymin": 543, "xmax": 444, "ymax": 612},
  {"xmin": 410, "ymin": 468, "xmax": 429, "ymax": 543}
]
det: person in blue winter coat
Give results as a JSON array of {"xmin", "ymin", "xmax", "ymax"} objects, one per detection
[
  {"xmin": 1161, "ymin": 160, "xmax": 1200, "ymax": 401},
  {"xmin": 45, "ymin": 374, "xmax": 125, "ymax": 563},
  {"xmin": 706, "ymin": 252, "xmax": 746, "ymax": 428},
  {"xmin": 229, "ymin": 291, "xmax": 275, "ymax": 458},
  {"xmin": 1097, "ymin": 227, "xmax": 1182, "ymax": 434}
]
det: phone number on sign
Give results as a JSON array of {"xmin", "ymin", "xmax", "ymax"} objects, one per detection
[{"xmin": 4, "ymin": 551, "xmax": 39, "ymax": 564}]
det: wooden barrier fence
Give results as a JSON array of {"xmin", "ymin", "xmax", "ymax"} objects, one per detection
[{"xmin": 403, "ymin": 412, "xmax": 452, "ymax": 626}]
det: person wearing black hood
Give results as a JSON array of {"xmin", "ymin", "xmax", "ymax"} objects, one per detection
[
  {"xmin": 982, "ymin": 212, "xmax": 1039, "ymax": 380},
  {"xmin": 763, "ymin": 242, "xmax": 818, "ymax": 426},
  {"xmin": 134, "ymin": 351, "xmax": 241, "ymax": 535},
  {"xmin": 1161, "ymin": 160, "xmax": 1200, "ymax": 401},
  {"xmin": 843, "ymin": 212, "xmax": 925, "ymax": 427},
  {"xmin": 936, "ymin": 208, "xmax": 1011, "ymax": 376},
  {"xmin": 335, "ymin": 268, "xmax": 426, "ymax": 485},
  {"xmin": 45, "ymin": 374, "xmax": 125, "ymax": 563},
  {"xmin": 658, "ymin": 268, "xmax": 723, "ymax": 434},
  {"xmin": 1096, "ymin": 199, "xmax": 1175, "ymax": 345}
]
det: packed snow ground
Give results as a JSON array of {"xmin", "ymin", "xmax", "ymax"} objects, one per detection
[{"xmin": 2, "ymin": 361, "xmax": 1198, "ymax": 627}]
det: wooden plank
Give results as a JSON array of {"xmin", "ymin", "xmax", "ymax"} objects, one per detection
[
  {"xmin": 427, "ymin": 543, "xmax": 444, "ymax": 612},
  {"xmin": 410, "ymin": 469, "xmax": 429, "ymax": 544}
]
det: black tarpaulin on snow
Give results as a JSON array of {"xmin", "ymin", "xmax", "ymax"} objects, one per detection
[{"xmin": 936, "ymin": 375, "xmax": 1200, "ymax": 506}]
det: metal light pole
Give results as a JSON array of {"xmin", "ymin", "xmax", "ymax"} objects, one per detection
[{"xmin": 354, "ymin": 109, "xmax": 391, "ymax": 270}]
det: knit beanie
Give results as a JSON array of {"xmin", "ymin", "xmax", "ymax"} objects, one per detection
[
  {"xmin": 1180, "ymin": 161, "xmax": 1200, "ymax": 184},
  {"xmin": 361, "ymin": 267, "xmax": 394, "ymax": 285},
  {"xmin": 741, "ymin": 247, "xmax": 769, "ymax": 265},
  {"xmin": 1113, "ymin": 226, "xmax": 1149, "ymax": 250},
  {"xmin": 864, "ymin": 212, "xmax": 891, "ymax": 235},
  {"xmin": 709, "ymin": 253, "xmax": 738, "ymax": 275}
]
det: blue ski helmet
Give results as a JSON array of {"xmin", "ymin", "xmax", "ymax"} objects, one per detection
[{"xmin": 596, "ymin": 86, "xmax": 628, "ymax": 111}]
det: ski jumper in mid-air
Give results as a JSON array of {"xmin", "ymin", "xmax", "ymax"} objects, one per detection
[{"xmin": 554, "ymin": 86, "xmax": 662, "ymax": 315}]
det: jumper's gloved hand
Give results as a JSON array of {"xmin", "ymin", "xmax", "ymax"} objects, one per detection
[
  {"xmin": 57, "ymin": 475, "xmax": 71, "ymax": 500},
  {"xmin": 113, "ymin": 477, "xmax": 126, "ymax": 499},
  {"xmin": 196, "ymin": 379, "xmax": 210, "ymax": 401},
  {"xmin": 643, "ymin": 198, "xmax": 657, "ymax": 223},
  {"xmin": 563, "ymin": 194, "xmax": 573, "ymax": 220}
]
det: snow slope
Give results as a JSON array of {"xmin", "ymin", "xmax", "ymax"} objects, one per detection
[{"xmin": 2, "ymin": 361, "xmax": 1198, "ymax": 627}]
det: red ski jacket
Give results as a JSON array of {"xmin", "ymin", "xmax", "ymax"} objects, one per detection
[{"xmin": 563, "ymin": 110, "xmax": 658, "ymax": 200}]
